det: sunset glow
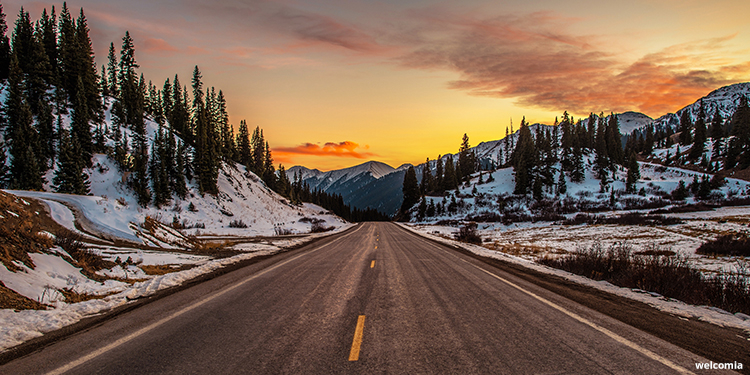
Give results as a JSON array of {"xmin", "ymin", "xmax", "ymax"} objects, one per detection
[{"xmin": 6, "ymin": 0, "xmax": 750, "ymax": 170}]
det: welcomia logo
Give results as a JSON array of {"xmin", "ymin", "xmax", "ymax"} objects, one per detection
[{"xmin": 695, "ymin": 361, "xmax": 744, "ymax": 370}]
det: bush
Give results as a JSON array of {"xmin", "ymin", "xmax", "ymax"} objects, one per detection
[
  {"xmin": 228, "ymin": 219, "xmax": 248, "ymax": 228},
  {"xmin": 455, "ymin": 222, "xmax": 482, "ymax": 244},
  {"xmin": 54, "ymin": 229, "xmax": 114, "ymax": 273},
  {"xmin": 696, "ymin": 235, "xmax": 750, "ymax": 256},
  {"xmin": 310, "ymin": 222, "xmax": 333, "ymax": 233},
  {"xmin": 540, "ymin": 243, "xmax": 750, "ymax": 314}
]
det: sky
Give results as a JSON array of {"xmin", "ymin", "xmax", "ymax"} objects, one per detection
[{"xmin": 6, "ymin": 0, "xmax": 750, "ymax": 170}]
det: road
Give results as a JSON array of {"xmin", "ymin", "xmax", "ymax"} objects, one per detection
[{"xmin": 0, "ymin": 222, "xmax": 735, "ymax": 374}]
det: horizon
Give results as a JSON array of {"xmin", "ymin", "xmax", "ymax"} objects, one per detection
[{"xmin": 4, "ymin": 0, "xmax": 750, "ymax": 170}]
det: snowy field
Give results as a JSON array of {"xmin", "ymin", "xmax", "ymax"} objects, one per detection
[{"xmin": 410, "ymin": 205, "xmax": 750, "ymax": 276}]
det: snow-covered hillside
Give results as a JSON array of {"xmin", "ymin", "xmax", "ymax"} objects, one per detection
[{"xmin": 651, "ymin": 82, "xmax": 750, "ymax": 132}]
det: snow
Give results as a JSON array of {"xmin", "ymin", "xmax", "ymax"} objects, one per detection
[{"xmin": 0, "ymin": 251, "xmax": 129, "ymax": 305}]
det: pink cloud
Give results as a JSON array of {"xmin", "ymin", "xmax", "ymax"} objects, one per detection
[{"xmin": 273, "ymin": 141, "xmax": 377, "ymax": 159}]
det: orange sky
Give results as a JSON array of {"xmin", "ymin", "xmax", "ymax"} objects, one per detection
[{"xmin": 7, "ymin": 0, "xmax": 750, "ymax": 170}]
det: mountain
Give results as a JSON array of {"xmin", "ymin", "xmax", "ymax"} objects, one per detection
[
  {"xmin": 649, "ymin": 82, "xmax": 750, "ymax": 133},
  {"xmin": 287, "ymin": 161, "xmax": 404, "ymax": 215}
]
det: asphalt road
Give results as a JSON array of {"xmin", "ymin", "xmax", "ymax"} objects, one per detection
[{"xmin": 0, "ymin": 222, "xmax": 735, "ymax": 374}]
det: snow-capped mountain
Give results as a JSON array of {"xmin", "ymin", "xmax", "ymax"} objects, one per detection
[
  {"xmin": 651, "ymin": 82, "xmax": 750, "ymax": 133},
  {"xmin": 287, "ymin": 161, "xmax": 405, "ymax": 215},
  {"xmin": 288, "ymin": 161, "xmax": 397, "ymax": 191}
]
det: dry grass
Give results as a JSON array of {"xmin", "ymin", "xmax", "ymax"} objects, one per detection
[
  {"xmin": 58, "ymin": 288, "xmax": 118, "ymax": 304},
  {"xmin": 484, "ymin": 241, "xmax": 566, "ymax": 258},
  {"xmin": 140, "ymin": 264, "xmax": 195, "ymax": 276},
  {"xmin": 540, "ymin": 243, "xmax": 750, "ymax": 314},
  {"xmin": 0, "ymin": 191, "xmax": 53, "ymax": 272},
  {"xmin": 0, "ymin": 281, "xmax": 47, "ymax": 310}
]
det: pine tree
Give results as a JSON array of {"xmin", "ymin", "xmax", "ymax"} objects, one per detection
[
  {"xmin": 54, "ymin": 129, "xmax": 90, "ymax": 194},
  {"xmin": 690, "ymin": 101, "xmax": 707, "ymax": 160},
  {"xmin": 107, "ymin": 42, "xmax": 118, "ymax": 97},
  {"xmin": 556, "ymin": 170, "xmax": 567, "ymax": 195},
  {"xmin": 57, "ymin": 3, "xmax": 76, "ymax": 101},
  {"xmin": 458, "ymin": 133, "xmax": 475, "ymax": 181},
  {"xmin": 594, "ymin": 116, "xmax": 609, "ymax": 183},
  {"xmin": 0, "ymin": 4, "xmax": 10, "ymax": 81},
  {"xmin": 191, "ymin": 66, "xmax": 218, "ymax": 194},
  {"xmin": 442, "ymin": 155, "xmax": 458, "ymax": 192},
  {"xmin": 173, "ymin": 140, "xmax": 187, "ymax": 199},
  {"xmin": 263, "ymin": 140, "xmax": 276, "ymax": 189},
  {"xmin": 511, "ymin": 117, "xmax": 535, "ymax": 195},
  {"xmin": 435, "ymin": 156, "xmax": 443, "ymax": 191},
  {"xmin": 731, "ymin": 96, "xmax": 750, "ymax": 168},
  {"xmin": 75, "ymin": 8, "xmax": 102, "ymax": 122},
  {"xmin": 711, "ymin": 110, "xmax": 724, "ymax": 160},
  {"xmin": 420, "ymin": 158, "xmax": 433, "ymax": 194},
  {"xmin": 237, "ymin": 119, "xmax": 251, "ymax": 168},
  {"xmin": 626, "ymin": 151, "xmax": 640, "ymax": 193},
  {"xmin": 5, "ymin": 56, "xmax": 43, "ymax": 190},
  {"xmin": 71, "ymin": 77, "xmax": 93, "ymax": 166},
  {"xmin": 251, "ymin": 126, "xmax": 265, "ymax": 175},
  {"xmin": 0, "ymin": 141, "xmax": 8, "ymax": 188},
  {"xmin": 401, "ymin": 166, "xmax": 420, "ymax": 216},
  {"xmin": 679, "ymin": 110, "xmax": 693, "ymax": 145},
  {"xmin": 606, "ymin": 113, "xmax": 623, "ymax": 168},
  {"xmin": 39, "ymin": 7, "xmax": 57, "ymax": 81}
]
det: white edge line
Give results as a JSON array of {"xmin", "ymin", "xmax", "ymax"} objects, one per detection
[
  {"xmin": 457, "ymin": 257, "xmax": 694, "ymax": 375},
  {"xmin": 46, "ymin": 225, "xmax": 363, "ymax": 375}
]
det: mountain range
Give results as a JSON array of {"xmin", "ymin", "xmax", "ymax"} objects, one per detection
[{"xmin": 288, "ymin": 82, "xmax": 750, "ymax": 216}]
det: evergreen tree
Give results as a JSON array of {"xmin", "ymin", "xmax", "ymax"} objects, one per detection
[
  {"xmin": 606, "ymin": 113, "xmax": 623, "ymax": 168},
  {"xmin": 420, "ymin": 158, "xmax": 433, "ymax": 194},
  {"xmin": 191, "ymin": 66, "xmax": 218, "ymax": 194},
  {"xmin": 730, "ymin": 95, "xmax": 750, "ymax": 168},
  {"xmin": 679, "ymin": 110, "xmax": 693, "ymax": 145},
  {"xmin": 39, "ymin": 7, "xmax": 57, "ymax": 80},
  {"xmin": 237, "ymin": 119, "xmax": 251, "ymax": 168},
  {"xmin": 458, "ymin": 133, "xmax": 475, "ymax": 181},
  {"xmin": 75, "ymin": 8, "xmax": 102, "ymax": 122},
  {"xmin": 400, "ymin": 166, "xmax": 420, "ymax": 216},
  {"xmin": 0, "ymin": 141, "xmax": 8, "ymax": 188},
  {"xmin": 511, "ymin": 117, "xmax": 535, "ymax": 195},
  {"xmin": 626, "ymin": 151, "xmax": 640, "ymax": 193},
  {"xmin": 711, "ymin": 110, "xmax": 724, "ymax": 160},
  {"xmin": 6, "ymin": 58, "xmax": 43, "ymax": 190},
  {"xmin": 690, "ymin": 101, "xmax": 707, "ymax": 160},
  {"xmin": 71, "ymin": 77, "xmax": 93, "ymax": 166},
  {"xmin": 556, "ymin": 170, "xmax": 567, "ymax": 195},
  {"xmin": 107, "ymin": 42, "xmax": 118, "ymax": 96},
  {"xmin": 442, "ymin": 154, "xmax": 458, "ymax": 191},
  {"xmin": 435, "ymin": 155, "xmax": 443, "ymax": 191},
  {"xmin": 594, "ymin": 116, "xmax": 609, "ymax": 183},
  {"xmin": 173, "ymin": 140, "xmax": 188, "ymax": 199},
  {"xmin": 54, "ymin": 129, "xmax": 90, "ymax": 194},
  {"xmin": 251, "ymin": 126, "xmax": 265, "ymax": 175},
  {"xmin": 0, "ymin": 4, "xmax": 10, "ymax": 81}
]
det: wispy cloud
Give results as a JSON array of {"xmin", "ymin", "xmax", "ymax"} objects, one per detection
[
  {"xmin": 396, "ymin": 9, "xmax": 750, "ymax": 116},
  {"xmin": 273, "ymin": 141, "xmax": 377, "ymax": 159}
]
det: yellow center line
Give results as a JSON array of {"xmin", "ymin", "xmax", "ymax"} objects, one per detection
[
  {"xmin": 348, "ymin": 315, "xmax": 366, "ymax": 361},
  {"xmin": 370, "ymin": 260, "xmax": 375, "ymax": 268}
]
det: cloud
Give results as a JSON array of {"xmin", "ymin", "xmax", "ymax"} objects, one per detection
[
  {"xmin": 142, "ymin": 37, "xmax": 179, "ymax": 54},
  {"xmin": 396, "ymin": 10, "xmax": 750, "ymax": 116},
  {"xmin": 273, "ymin": 141, "xmax": 377, "ymax": 159}
]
